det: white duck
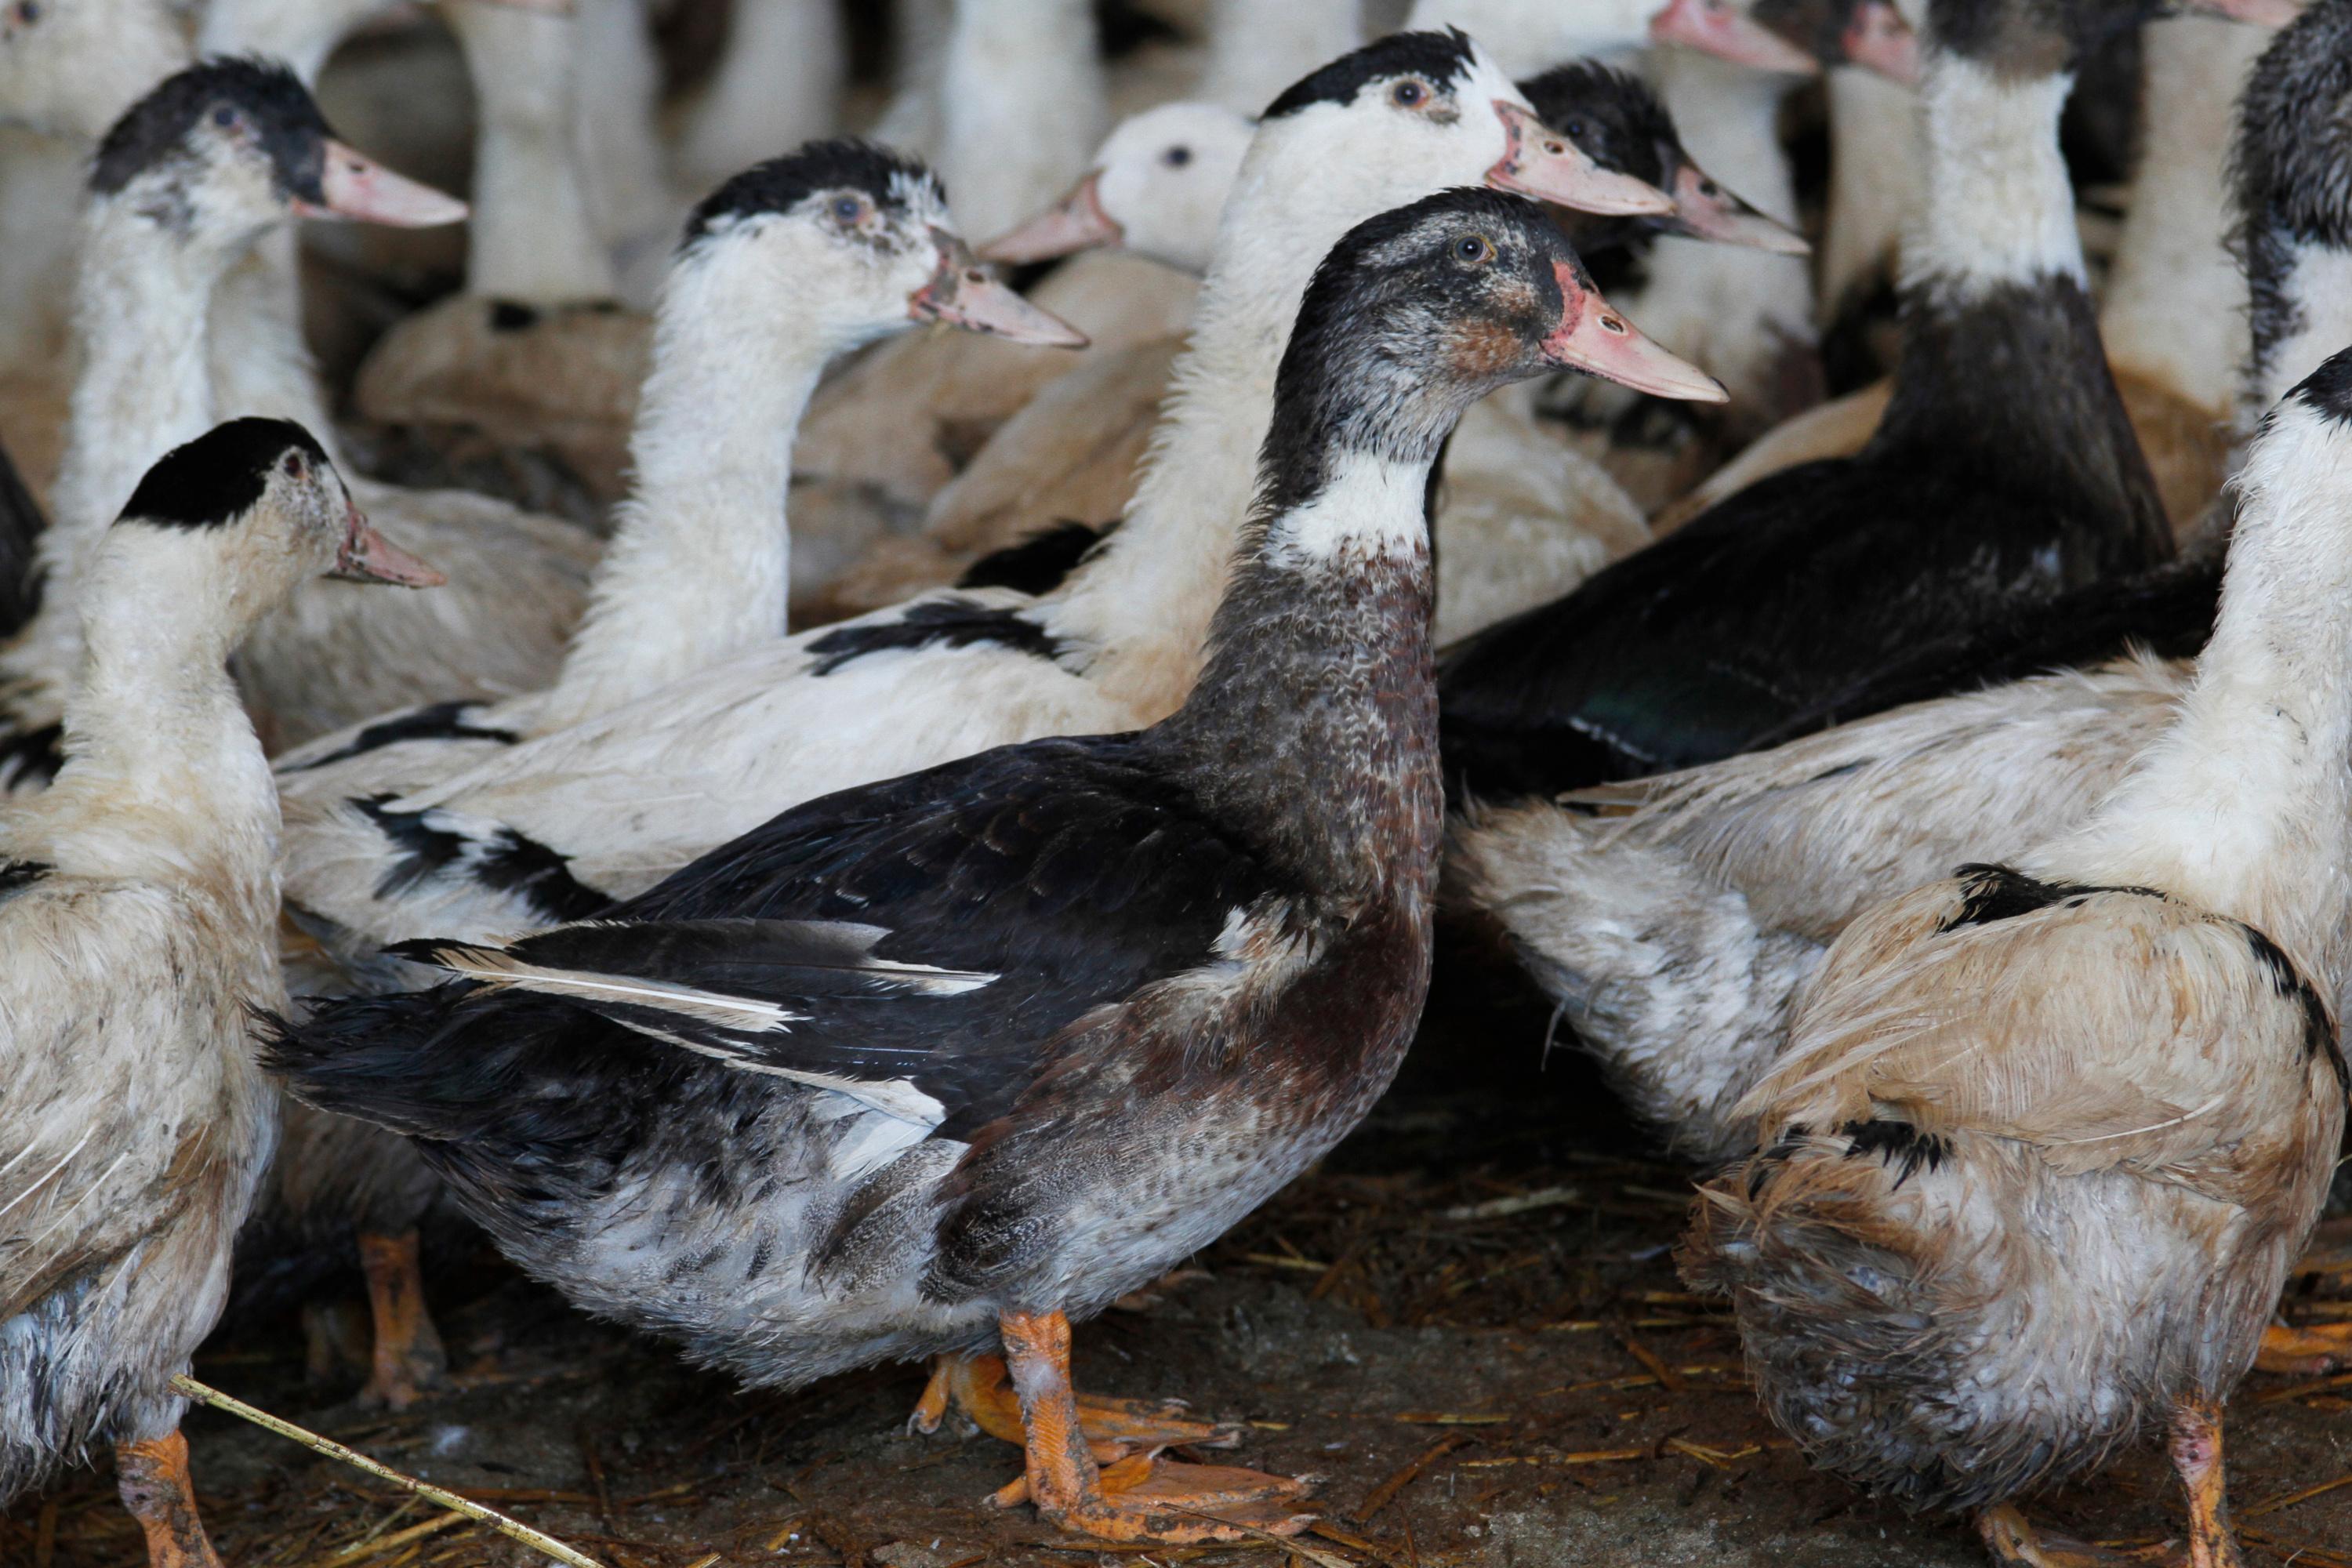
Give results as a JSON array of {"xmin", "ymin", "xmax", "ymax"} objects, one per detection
[
  {"xmin": 674, "ymin": 0, "xmax": 847, "ymax": 192},
  {"xmin": 1450, "ymin": 0, "xmax": 2352, "ymax": 1172},
  {"xmin": 274, "ymin": 31, "xmax": 1717, "ymax": 981},
  {"xmin": 0, "ymin": 418, "xmax": 437, "ymax": 1568},
  {"xmin": 1685, "ymin": 347, "xmax": 2352, "ymax": 1568},
  {"xmin": 0, "ymin": 58, "xmax": 475, "ymax": 793}
]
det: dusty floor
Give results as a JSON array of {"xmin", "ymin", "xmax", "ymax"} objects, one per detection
[{"xmin": 9, "ymin": 938, "xmax": 2351, "ymax": 1568}]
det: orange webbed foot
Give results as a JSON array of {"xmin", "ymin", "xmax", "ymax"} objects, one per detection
[
  {"xmin": 2255, "ymin": 1317, "xmax": 2352, "ymax": 1375},
  {"xmin": 355, "ymin": 1229, "xmax": 449, "ymax": 1410},
  {"xmin": 913, "ymin": 1349, "xmax": 1241, "ymax": 1454},
  {"xmin": 993, "ymin": 1309, "xmax": 1316, "ymax": 1545}
]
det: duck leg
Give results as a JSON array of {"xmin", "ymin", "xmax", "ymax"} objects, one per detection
[
  {"xmin": 2254, "ymin": 1319, "xmax": 2352, "ymax": 1374},
  {"xmin": 1976, "ymin": 1505, "xmax": 2168, "ymax": 1566},
  {"xmin": 356, "ymin": 1229, "xmax": 448, "ymax": 1410},
  {"xmin": 116, "ymin": 1430, "xmax": 222, "ymax": 1568},
  {"xmin": 2166, "ymin": 1403, "xmax": 2245, "ymax": 1568},
  {"xmin": 995, "ymin": 1308, "xmax": 1316, "ymax": 1544}
]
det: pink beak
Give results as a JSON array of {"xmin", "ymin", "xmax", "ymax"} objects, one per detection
[
  {"xmin": 1489, "ymin": 100, "xmax": 1675, "ymax": 219},
  {"xmin": 980, "ymin": 170, "xmax": 1123, "ymax": 264},
  {"xmin": 334, "ymin": 500, "xmax": 445, "ymax": 587},
  {"xmin": 295, "ymin": 140, "xmax": 470, "ymax": 228},
  {"xmin": 1668, "ymin": 163, "xmax": 1810, "ymax": 255},
  {"xmin": 909, "ymin": 230, "xmax": 1090, "ymax": 347},
  {"xmin": 1842, "ymin": 0, "xmax": 1922, "ymax": 84},
  {"xmin": 1541, "ymin": 260, "xmax": 1727, "ymax": 404},
  {"xmin": 1650, "ymin": 0, "xmax": 1823, "ymax": 75},
  {"xmin": 2183, "ymin": 0, "xmax": 2303, "ymax": 23}
]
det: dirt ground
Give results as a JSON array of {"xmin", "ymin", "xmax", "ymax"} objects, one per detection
[{"xmin": 9, "ymin": 936, "xmax": 2351, "ymax": 1568}]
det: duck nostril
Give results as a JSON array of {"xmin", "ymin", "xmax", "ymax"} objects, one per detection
[
  {"xmin": 1602, "ymin": 317, "xmax": 1627, "ymax": 333},
  {"xmin": 965, "ymin": 269, "xmax": 987, "ymax": 284},
  {"xmin": 1701, "ymin": 180, "xmax": 1719, "ymax": 198}
]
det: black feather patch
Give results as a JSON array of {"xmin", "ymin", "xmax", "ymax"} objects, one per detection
[
  {"xmin": 118, "ymin": 417, "xmax": 326, "ymax": 533},
  {"xmin": 2292, "ymin": 349, "xmax": 2352, "ymax": 430},
  {"xmin": 283, "ymin": 702, "xmax": 520, "ymax": 773},
  {"xmin": 1936, "ymin": 865, "xmax": 2167, "ymax": 933},
  {"xmin": 93, "ymin": 56, "xmax": 335, "ymax": 205},
  {"xmin": 0, "ymin": 721, "xmax": 64, "ymax": 789},
  {"xmin": 1517, "ymin": 60, "xmax": 1680, "ymax": 192},
  {"xmin": 955, "ymin": 521, "xmax": 1113, "ymax": 596},
  {"xmin": 1262, "ymin": 28, "xmax": 1479, "ymax": 120},
  {"xmin": 0, "ymin": 435, "xmax": 45, "ymax": 641},
  {"xmin": 1841, "ymin": 1119, "xmax": 1948, "ymax": 1187},
  {"xmin": 355, "ymin": 795, "xmax": 608, "ymax": 924},
  {"xmin": 683, "ymin": 138, "xmax": 942, "ymax": 249},
  {"xmin": 804, "ymin": 597, "xmax": 1069, "ymax": 677},
  {"xmin": 0, "ymin": 859, "xmax": 50, "ymax": 901},
  {"xmin": 2237, "ymin": 920, "xmax": 2347, "ymax": 1089}
]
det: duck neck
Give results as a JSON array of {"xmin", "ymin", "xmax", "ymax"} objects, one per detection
[
  {"xmin": 1202, "ymin": 0, "xmax": 1363, "ymax": 115},
  {"xmin": 208, "ymin": 230, "xmax": 348, "ymax": 470},
  {"xmin": 1047, "ymin": 136, "xmax": 1371, "ymax": 721},
  {"xmin": 198, "ymin": 0, "xmax": 387, "ymax": 84},
  {"xmin": 935, "ymin": 0, "xmax": 1106, "ymax": 238},
  {"xmin": 2100, "ymin": 16, "xmax": 2261, "ymax": 416},
  {"xmin": 41, "ymin": 544, "xmax": 279, "ymax": 900},
  {"xmin": 1159, "ymin": 442, "xmax": 1443, "ymax": 900},
  {"xmin": 2039, "ymin": 400, "xmax": 2352, "ymax": 975},
  {"xmin": 445, "ymin": 0, "xmax": 617, "ymax": 303},
  {"xmin": 22, "ymin": 199, "xmax": 245, "ymax": 691},
  {"xmin": 1878, "ymin": 43, "xmax": 2169, "ymax": 557},
  {"xmin": 2243, "ymin": 209, "xmax": 2352, "ymax": 435},
  {"xmin": 543, "ymin": 259, "xmax": 836, "ymax": 725}
]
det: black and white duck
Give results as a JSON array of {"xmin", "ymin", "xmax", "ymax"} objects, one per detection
[{"xmin": 264, "ymin": 186, "xmax": 1720, "ymax": 1547}]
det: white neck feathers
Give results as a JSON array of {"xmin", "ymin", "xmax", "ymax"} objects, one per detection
[
  {"xmin": 1261, "ymin": 448, "xmax": 1435, "ymax": 570},
  {"xmin": 934, "ymin": 0, "xmax": 1108, "ymax": 239},
  {"xmin": 1903, "ymin": 56, "xmax": 2082, "ymax": 299},
  {"xmin": 2038, "ymin": 398, "xmax": 2352, "ymax": 968},
  {"xmin": 541, "ymin": 241, "xmax": 840, "ymax": 726},
  {"xmin": 2250, "ymin": 243, "xmax": 2352, "ymax": 425}
]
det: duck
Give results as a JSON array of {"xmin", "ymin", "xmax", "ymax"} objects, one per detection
[
  {"xmin": 0, "ymin": 57, "xmax": 479, "ymax": 793},
  {"xmin": 1196, "ymin": 0, "xmax": 1364, "ymax": 114},
  {"xmin": 1682, "ymin": 346, "xmax": 2352, "ymax": 1568},
  {"xmin": 271, "ymin": 31, "xmax": 1721, "ymax": 985},
  {"xmin": 1436, "ymin": 0, "xmax": 2248, "ymax": 800},
  {"xmin": 263, "ymin": 183, "xmax": 1722, "ymax": 1548},
  {"xmin": 256, "ymin": 138, "xmax": 1080, "ymax": 1407},
  {"xmin": 1666, "ymin": 3, "xmax": 2285, "ymax": 535},
  {"xmin": 0, "ymin": 417, "xmax": 440, "ymax": 1568},
  {"xmin": 1447, "ymin": 0, "xmax": 2352, "ymax": 1174}
]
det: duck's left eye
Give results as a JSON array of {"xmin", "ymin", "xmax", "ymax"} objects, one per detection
[
  {"xmin": 1454, "ymin": 234, "xmax": 1494, "ymax": 264},
  {"xmin": 1163, "ymin": 144, "xmax": 1192, "ymax": 168},
  {"xmin": 282, "ymin": 454, "xmax": 305, "ymax": 478},
  {"xmin": 1391, "ymin": 78, "xmax": 1428, "ymax": 109},
  {"xmin": 831, "ymin": 195, "xmax": 865, "ymax": 222},
  {"xmin": 1564, "ymin": 119, "xmax": 1586, "ymax": 140},
  {"xmin": 214, "ymin": 107, "xmax": 238, "ymax": 127}
]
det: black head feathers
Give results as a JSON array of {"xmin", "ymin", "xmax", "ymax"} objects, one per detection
[
  {"xmin": 1518, "ymin": 61, "xmax": 1682, "ymax": 192},
  {"xmin": 117, "ymin": 418, "xmax": 329, "ymax": 532},
  {"xmin": 2290, "ymin": 346, "xmax": 2352, "ymax": 429},
  {"xmin": 93, "ymin": 56, "xmax": 334, "ymax": 205},
  {"xmin": 1262, "ymin": 28, "xmax": 1482, "ymax": 120},
  {"xmin": 681, "ymin": 138, "xmax": 945, "ymax": 249}
]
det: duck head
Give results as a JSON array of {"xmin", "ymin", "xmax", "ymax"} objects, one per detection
[
  {"xmin": 107, "ymin": 418, "xmax": 440, "ymax": 640},
  {"xmin": 1257, "ymin": 31, "xmax": 1678, "ymax": 223},
  {"xmin": 981, "ymin": 101, "xmax": 1255, "ymax": 272},
  {"xmin": 90, "ymin": 56, "xmax": 466, "ymax": 257},
  {"xmin": 679, "ymin": 138, "xmax": 1086, "ymax": 352},
  {"xmin": 1742, "ymin": 0, "xmax": 1926, "ymax": 81},
  {"xmin": 1519, "ymin": 59, "xmax": 1811, "ymax": 253},
  {"xmin": 0, "ymin": 0, "xmax": 187, "ymax": 140},
  {"xmin": 1274, "ymin": 187, "xmax": 1726, "ymax": 470}
]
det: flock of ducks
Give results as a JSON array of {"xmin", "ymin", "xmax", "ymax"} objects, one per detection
[{"xmin": 0, "ymin": 0, "xmax": 2347, "ymax": 1565}]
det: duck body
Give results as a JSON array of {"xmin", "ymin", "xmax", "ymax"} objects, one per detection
[{"xmin": 1443, "ymin": 268, "xmax": 2169, "ymax": 792}]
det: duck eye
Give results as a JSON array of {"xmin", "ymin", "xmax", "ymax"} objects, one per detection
[
  {"xmin": 213, "ymin": 107, "xmax": 238, "ymax": 129},
  {"xmin": 1565, "ymin": 119, "xmax": 1585, "ymax": 140},
  {"xmin": 16, "ymin": 2, "xmax": 38, "ymax": 22},
  {"xmin": 1163, "ymin": 144, "xmax": 1192, "ymax": 168},
  {"xmin": 831, "ymin": 194, "xmax": 864, "ymax": 223},
  {"xmin": 1391, "ymin": 78, "xmax": 1427, "ymax": 109},
  {"xmin": 282, "ymin": 454, "xmax": 304, "ymax": 478},
  {"xmin": 1454, "ymin": 234, "xmax": 1494, "ymax": 264}
]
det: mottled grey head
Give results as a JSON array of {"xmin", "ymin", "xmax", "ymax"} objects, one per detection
[{"xmin": 2234, "ymin": 0, "xmax": 2352, "ymax": 387}]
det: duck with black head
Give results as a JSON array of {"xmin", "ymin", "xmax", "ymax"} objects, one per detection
[
  {"xmin": 263, "ymin": 187, "xmax": 1719, "ymax": 1548},
  {"xmin": 1438, "ymin": 0, "xmax": 2286, "ymax": 800},
  {"xmin": 0, "ymin": 419, "xmax": 437, "ymax": 1568}
]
